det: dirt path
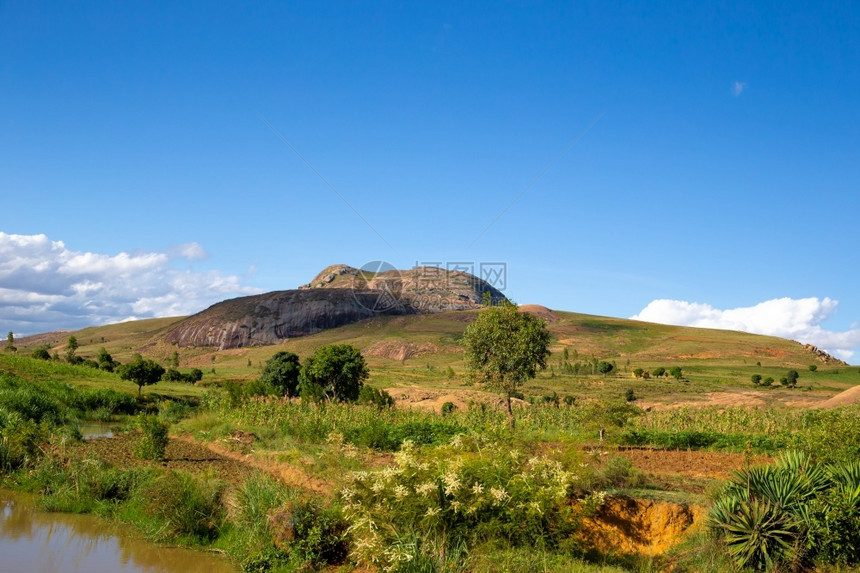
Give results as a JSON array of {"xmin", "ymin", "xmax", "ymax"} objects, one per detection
[{"xmin": 63, "ymin": 432, "xmax": 332, "ymax": 495}]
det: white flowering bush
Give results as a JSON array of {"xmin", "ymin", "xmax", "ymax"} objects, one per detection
[{"xmin": 341, "ymin": 436, "xmax": 591, "ymax": 570}]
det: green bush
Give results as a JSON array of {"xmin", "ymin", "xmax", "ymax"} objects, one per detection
[
  {"xmin": 441, "ymin": 401, "xmax": 457, "ymax": 416},
  {"xmin": 136, "ymin": 415, "xmax": 169, "ymax": 461},
  {"xmin": 343, "ymin": 439, "xmax": 584, "ymax": 570},
  {"xmin": 137, "ymin": 470, "xmax": 225, "ymax": 541},
  {"xmin": 358, "ymin": 386, "xmax": 394, "ymax": 409}
]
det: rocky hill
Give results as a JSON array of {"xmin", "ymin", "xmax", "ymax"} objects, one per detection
[{"xmin": 162, "ymin": 265, "xmax": 507, "ymax": 349}]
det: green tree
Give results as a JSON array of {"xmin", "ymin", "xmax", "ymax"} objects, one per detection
[
  {"xmin": 65, "ymin": 335, "xmax": 79, "ymax": 364},
  {"xmin": 652, "ymin": 367, "xmax": 666, "ymax": 378},
  {"xmin": 785, "ymin": 369, "xmax": 800, "ymax": 388},
  {"xmin": 632, "ymin": 367, "xmax": 644, "ymax": 379},
  {"xmin": 261, "ymin": 351, "xmax": 302, "ymax": 398},
  {"xmin": 5, "ymin": 331, "xmax": 15, "ymax": 353},
  {"xmin": 171, "ymin": 350, "xmax": 180, "ymax": 369},
  {"xmin": 597, "ymin": 361, "xmax": 614, "ymax": 378},
  {"xmin": 669, "ymin": 366, "xmax": 683, "ymax": 380},
  {"xmin": 117, "ymin": 355, "xmax": 166, "ymax": 396},
  {"xmin": 762, "ymin": 376, "xmax": 774, "ymax": 387},
  {"xmin": 299, "ymin": 345, "xmax": 368, "ymax": 403},
  {"xmin": 96, "ymin": 347, "xmax": 119, "ymax": 372},
  {"xmin": 808, "ymin": 364, "xmax": 818, "ymax": 372},
  {"xmin": 461, "ymin": 301, "xmax": 551, "ymax": 425},
  {"xmin": 751, "ymin": 374, "xmax": 762, "ymax": 385}
]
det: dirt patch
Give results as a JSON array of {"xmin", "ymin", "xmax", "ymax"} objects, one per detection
[
  {"xmin": 579, "ymin": 496, "xmax": 705, "ymax": 555},
  {"xmin": 638, "ymin": 390, "xmax": 822, "ymax": 411},
  {"xmin": 363, "ymin": 340, "xmax": 438, "ymax": 361},
  {"xmin": 519, "ymin": 304, "xmax": 559, "ymax": 323},
  {"xmin": 60, "ymin": 432, "xmax": 255, "ymax": 484},
  {"xmin": 817, "ymin": 384, "xmax": 860, "ymax": 408},
  {"xmin": 620, "ymin": 448, "xmax": 771, "ymax": 480},
  {"xmin": 385, "ymin": 386, "xmax": 527, "ymax": 414},
  {"xmin": 61, "ymin": 432, "xmax": 331, "ymax": 495}
]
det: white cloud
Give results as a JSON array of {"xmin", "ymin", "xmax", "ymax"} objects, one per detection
[
  {"xmin": 0, "ymin": 232, "xmax": 262, "ymax": 334},
  {"xmin": 168, "ymin": 242, "xmax": 209, "ymax": 261},
  {"xmin": 733, "ymin": 81, "xmax": 747, "ymax": 96},
  {"xmin": 631, "ymin": 297, "xmax": 860, "ymax": 362}
]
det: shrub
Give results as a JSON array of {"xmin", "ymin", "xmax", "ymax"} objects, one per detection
[
  {"xmin": 751, "ymin": 374, "xmax": 762, "ymax": 385},
  {"xmin": 137, "ymin": 470, "xmax": 225, "ymax": 541},
  {"xmin": 625, "ymin": 389, "xmax": 636, "ymax": 402},
  {"xmin": 136, "ymin": 414, "xmax": 169, "ymax": 461},
  {"xmin": 343, "ymin": 439, "xmax": 584, "ymax": 570},
  {"xmin": 708, "ymin": 452, "xmax": 860, "ymax": 569},
  {"xmin": 358, "ymin": 386, "xmax": 394, "ymax": 409},
  {"xmin": 441, "ymin": 401, "xmax": 457, "ymax": 416},
  {"xmin": 31, "ymin": 346, "xmax": 52, "ymax": 360}
]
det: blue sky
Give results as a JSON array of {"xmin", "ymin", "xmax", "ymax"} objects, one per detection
[{"xmin": 2, "ymin": 1, "xmax": 858, "ymax": 360}]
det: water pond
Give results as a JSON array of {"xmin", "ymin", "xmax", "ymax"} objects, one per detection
[{"xmin": 0, "ymin": 490, "xmax": 237, "ymax": 573}]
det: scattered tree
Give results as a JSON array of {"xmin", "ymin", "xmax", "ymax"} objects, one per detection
[
  {"xmin": 808, "ymin": 364, "xmax": 818, "ymax": 372},
  {"xmin": 461, "ymin": 301, "xmax": 551, "ymax": 426},
  {"xmin": 117, "ymin": 354, "xmax": 165, "ymax": 396},
  {"xmin": 261, "ymin": 351, "xmax": 302, "ymax": 398},
  {"xmin": 669, "ymin": 366, "xmax": 683, "ymax": 380},
  {"xmin": 299, "ymin": 344, "xmax": 368, "ymax": 403},
  {"xmin": 5, "ymin": 331, "xmax": 15, "ymax": 353},
  {"xmin": 97, "ymin": 347, "xmax": 119, "ymax": 372},
  {"xmin": 445, "ymin": 365, "xmax": 456, "ymax": 379},
  {"xmin": 751, "ymin": 374, "xmax": 762, "ymax": 385},
  {"xmin": 651, "ymin": 367, "xmax": 666, "ymax": 378},
  {"xmin": 65, "ymin": 335, "xmax": 79, "ymax": 364},
  {"xmin": 625, "ymin": 389, "xmax": 637, "ymax": 402},
  {"xmin": 597, "ymin": 361, "xmax": 614, "ymax": 378},
  {"xmin": 633, "ymin": 367, "xmax": 644, "ymax": 379},
  {"xmin": 762, "ymin": 376, "xmax": 774, "ymax": 387},
  {"xmin": 784, "ymin": 369, "xmax": 800, "ymax": 388}
]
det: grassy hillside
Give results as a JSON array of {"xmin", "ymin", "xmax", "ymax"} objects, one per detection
[{"xmin": 9, "ymin": 307, "xmax": 858, "ymax": 408}]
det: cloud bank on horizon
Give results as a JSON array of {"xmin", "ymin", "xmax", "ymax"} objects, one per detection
[
  {"xmin": 632, "ymin": 297, "xmax": 860, "ymax": 362},
  {"xmin": 0, "ymin": 232, "xmax": 261, "ymax": 335}
]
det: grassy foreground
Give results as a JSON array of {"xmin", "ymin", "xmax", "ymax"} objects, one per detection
[{"xmin": 3, "ymin": 309, "xmax": 860, "ymax": 571}]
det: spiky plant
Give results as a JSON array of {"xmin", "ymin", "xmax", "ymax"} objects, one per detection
[{"xmin": 721, "ymin": 499, "xmax": 799, "ymax": 571}]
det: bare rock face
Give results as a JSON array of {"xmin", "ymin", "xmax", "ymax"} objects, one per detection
[
  {"xmin": 163, "ymin": 288, "xmax": 415, "ymax": 350},
  {"xmin": 802, "ymin": 343, "xmax": 848, "ymax": 365},
  {"xmin": 300, "ymin": 265, "xmax": 506, "ymax": 312},
  {"xmin": 164, "ymin": 265, "xmax": 508, "ymax": 349}
]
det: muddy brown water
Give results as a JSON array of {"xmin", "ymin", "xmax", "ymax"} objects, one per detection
[{"xmin": 0, "ymin": 490, "xmax": 237, "ymax": 573}]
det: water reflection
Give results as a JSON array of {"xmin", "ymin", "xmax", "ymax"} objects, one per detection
[
  {"xmin": 78, "ymin": 423, "xmax": 118, "ymax": 440},
  {"xmin": 0, "ymin": 491, "xmax": 237, "ymax": 573}
]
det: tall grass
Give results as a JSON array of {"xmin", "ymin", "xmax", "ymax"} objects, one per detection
[
  {"xmin": 202, "ymin": 392, "xmax": 642, "ymax": 451},
  {"xmin": 627, "ymin": 405, "xmax": 860, "ymax": 462}
]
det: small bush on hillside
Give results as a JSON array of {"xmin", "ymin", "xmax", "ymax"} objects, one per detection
[{"xmin": 441, "ymin": 401, "xmax": 457, "ymax": 416}]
